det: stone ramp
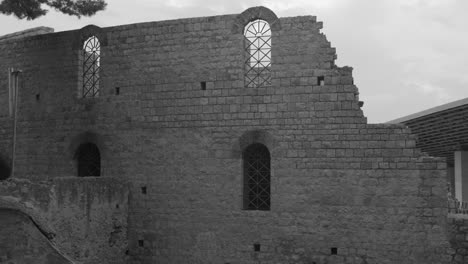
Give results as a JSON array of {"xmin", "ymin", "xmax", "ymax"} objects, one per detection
[{"xmin": 0, "ymin": 208, "xmax": 75, "ymax": 264}]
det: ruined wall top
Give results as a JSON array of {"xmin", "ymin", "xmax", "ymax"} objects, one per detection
[{"xmin": 0, "ymin": 26, "xmax": 54, "ymax": 42}]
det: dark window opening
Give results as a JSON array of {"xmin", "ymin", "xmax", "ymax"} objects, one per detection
[
  {"xmin": 35, "ymin": 93, "xmax": 40, "ymax": 101},
  {"xmin": 141, "ymin": 186, "xmax": 147, "ymax": 194},
  {"xmin": 243, "ymin": 143, "xmax": 271, "ymax": 210},
  {"xmin": 317, "ymin": 76, "xmax": 325, "ymax": 86},
  {"xmin": 138, "ymin": 240, "xmax": 144, "ymax": 247},
  {"xmin": 0, "ymin": 159, "xmax": 11, "ymax": 180},
  {"xmin": 200, "ymin": 82, "xmax": 206, "ymax": 90},
  {"xmin": 76, "ymin": 143, "xmax": 101, "ymax": 177},
  {"xmin": 331, "ymin": 247, "xmax": 337, "ymax": 255},
  {"xmin": 254, "ymin": 243, "xmax": 261, "ymax": 252},
  {"xmin": 115, "ymin": 87, "xmax": 120, "ymax": 95}
]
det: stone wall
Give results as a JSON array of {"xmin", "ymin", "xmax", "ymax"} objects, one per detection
[
  {"xmin": 0, "ymin": 6, "xmax": 461, "ymax": 264},
  {"xmin": 0, "ymin": 177, "xmax": 129, "ymax": 264},
  {"xmin": 0, "ymin": 209, "xmax": 72, "ymax": 264},
  {"xmin": 448, "ymin": 215, "xmax": 468, "ymax": 263},
  {"xmin": 0, "ymin": 26, "xmax": 54, "ymax": 119}
]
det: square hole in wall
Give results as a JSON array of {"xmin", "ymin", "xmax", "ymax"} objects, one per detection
[
  {"xmin": 254, "ymin": 243, "xmax": 261, "ymax": 252},
  {"xmin": 317, "ymin": 76, "xmax": 325, "ymax": 86},
  {"xmin": 35, "ymin": 93, "xmax": 40, "ymax": 101},
  {"xmin": 141, "ymin": 186, "xmax": 147, "ymax": 194},
  {"xmin": 138, "ymin": 240, "xmax": 144, "ymax": 247},
  {"xmin": 115, "ymin": 87, "xmax": 120, "ymax": 95},
  {"xmin": 331, "ymin": 247, "xmax": 337, "ymax": 255},
  {"xmin": 200, "ymin": 81, "xmax": 206, "ymax": 90}
]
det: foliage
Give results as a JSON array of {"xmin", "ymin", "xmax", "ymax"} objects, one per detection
[{"xmin": 0, "ymin": 0, "xmax": 107, "ymax": 20}]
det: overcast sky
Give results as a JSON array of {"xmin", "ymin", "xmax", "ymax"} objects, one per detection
[{"xmin": 1, "ymin": 0, "xmax": 467, "ymax": 123}]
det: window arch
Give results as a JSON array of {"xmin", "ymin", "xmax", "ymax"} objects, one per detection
[
  {"xmin": 76, "ymin": 143, "xmax": 101, "ymax": 177},
  {"xmin": 82, "ymin": 36, "xmax": 100, "ymax": 98},
  {"xmin": 244, "ymin": 19, "xmax": 272, "ymax": 88},
  {"xmin": 243, "ymin": 143, "xmax": 271, "ymax": 210}
]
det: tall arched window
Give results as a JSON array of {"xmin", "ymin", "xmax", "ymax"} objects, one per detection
[
  {"xmin": 82, "ymin": 36, "xmax": 100, "ymax": 98},
  {"xmin": 244, "ymin": 19, "xmax": 272, "ymax": 88},
  {"xmin": 76, "ymin": 143, "xmax": 101, "ymax": 177},
  {"xmin": 243, "ymin": 143, "xmax": 271, "ymax": 210}
]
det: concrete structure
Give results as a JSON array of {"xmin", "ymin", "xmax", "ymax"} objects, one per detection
[{"xmin": 0, "ymin": 6, "xmax": 467, "ymax": 264}]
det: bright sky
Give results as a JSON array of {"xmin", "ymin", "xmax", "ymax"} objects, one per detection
[{"xmin": 1, "ymin": 0, "xmax": 467, "ymax": 123}]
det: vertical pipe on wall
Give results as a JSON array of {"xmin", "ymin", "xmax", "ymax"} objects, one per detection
[
  {"xmin": 10, "ymin": 68, "xmax": 21, "ymax": 178},
  {"xmin": 8, "ymin": 68, "xmax": 13, "ymax": 117}
]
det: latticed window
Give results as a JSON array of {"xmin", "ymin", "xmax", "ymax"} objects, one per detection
[
  {"xmin": 82, "ymin": 36, "xmax": 100, "ymax": 97},
  {"xmin": 243, "ymin": 143, "xmax": 271, "ymax": 210},
  {"xmin": 244, "ymin": 19, "xmax": 272, "ymax": 88},
  {"xmin": 76, "ymin": 143, "xmax": 101, "ymax": 177}
]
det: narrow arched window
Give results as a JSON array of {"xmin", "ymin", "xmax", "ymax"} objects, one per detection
[
  {"xmin": 76, "ymin": 143, "xmax": 100, "ymax": 176},
  {"xmin": 243, "ymin": 143, "xmax": 270, "ymax": 210},
  {"xmin": 82, "ymin": 36, "xmax": 100, "ymax": 97},
  {"xmin": 244, "ymin": 19, "xmax": 272, "ymax": 88},
  {"xmin": 0, "ymin": 158, "xmax": 11, "ymax": 180}
]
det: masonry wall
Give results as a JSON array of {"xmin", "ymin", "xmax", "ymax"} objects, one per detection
[
  {"xmin": 447, "ymin": 216, "xmax": 468, "ymax": 263},
  {"xmin": 0, "ymin": 177, "xmax": 129, "ymax": 264},
  {"xmin": 0, "ymin": 6, "xmax": 459, "ymax": 264},
  {"xmin": 0, "ymin": 209, "xmax": 72, "ymax": 264}
]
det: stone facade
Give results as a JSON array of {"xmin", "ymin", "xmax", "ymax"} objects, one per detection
[{"xmin": 0, "ymin": 6, "xmax": 465, "ymax": 264}]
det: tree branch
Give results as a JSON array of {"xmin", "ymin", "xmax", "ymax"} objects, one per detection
[{"xmin": 0, "ymin": 0, "xmax": 107, "ymax": 20}]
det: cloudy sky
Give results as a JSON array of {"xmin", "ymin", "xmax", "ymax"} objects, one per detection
[{"xmin": 1, "ymin": 0, "xmax": 467, "ymax": 123}]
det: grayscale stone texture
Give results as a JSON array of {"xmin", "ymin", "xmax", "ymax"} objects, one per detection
[{"xmin": 0, "ymin": 6, "xmax": 466, "ymax": 264}]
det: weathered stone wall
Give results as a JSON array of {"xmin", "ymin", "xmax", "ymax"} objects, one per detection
[
  {"xmin": 447, "ymin": 216, "xmax": 468, "ymax": 263},
  {"xmin": 0, "ymin": 177, "xmax": 129, "ymax": 264},
  {"xmin": 0, "ymin": 209, "xmax": 72, "ymax": 264},
  {"xmin": 0, "ymin": 26, "xmax": 54, "ymax": 118},
  {"xmin": 0, "ymin": 6, "xmax": 461, "ymax": 264}
]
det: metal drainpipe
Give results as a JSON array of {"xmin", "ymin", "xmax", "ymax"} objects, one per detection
[{"xmin": 11, "ymin": 68, "xmax": 21, "ymax": 178}]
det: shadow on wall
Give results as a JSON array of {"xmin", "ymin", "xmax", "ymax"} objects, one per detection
[
  {"xmin": 0, "ymin": 177, "xmax": 129, "ymax": 264},
  {"xmin": 0, "ymin": 158, "xmax": 11, "ymax": 180},
  {"xmin": 0, "ymin": 209, "xmax": 73, "ymax": 264}
]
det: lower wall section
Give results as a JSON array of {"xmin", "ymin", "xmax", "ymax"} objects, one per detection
[
  {"xmin": 124, "ymin": 127, "xmax": 455, "ymax": 264},
  {"xmin": 448, "ymin": 215, "xmax": 468, "ymax": 264},
  {"xmin": 0, "ymin": 209, "xmax": 72, "ymax": 264},
  {"xmin": 0, "ymin": 176, "xmax": 129, "ymax": 264}
]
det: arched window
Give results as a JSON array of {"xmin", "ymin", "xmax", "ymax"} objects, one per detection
[
  {"xmin": 82, "ymin": 36, "xmax": 100, "ymax": 97},
  {"xmin": 76, "ymin": 143, "xmax": 101, "ymax": 177},
  {"xmin": 244, "ymin": 19, "xmax": 272, "ymax": 88},
  {"xmin": 243, "ymin": 143, "xmax": 271, "ymax": 210},
  {"xmin": 0, "ymin": 158, "xmax": 11, "ymax": 180}
]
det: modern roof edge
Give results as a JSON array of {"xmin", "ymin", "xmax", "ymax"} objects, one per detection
[{"xmin": 386, "ymin": 97, "xmax": 468, "ymax": 124}]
